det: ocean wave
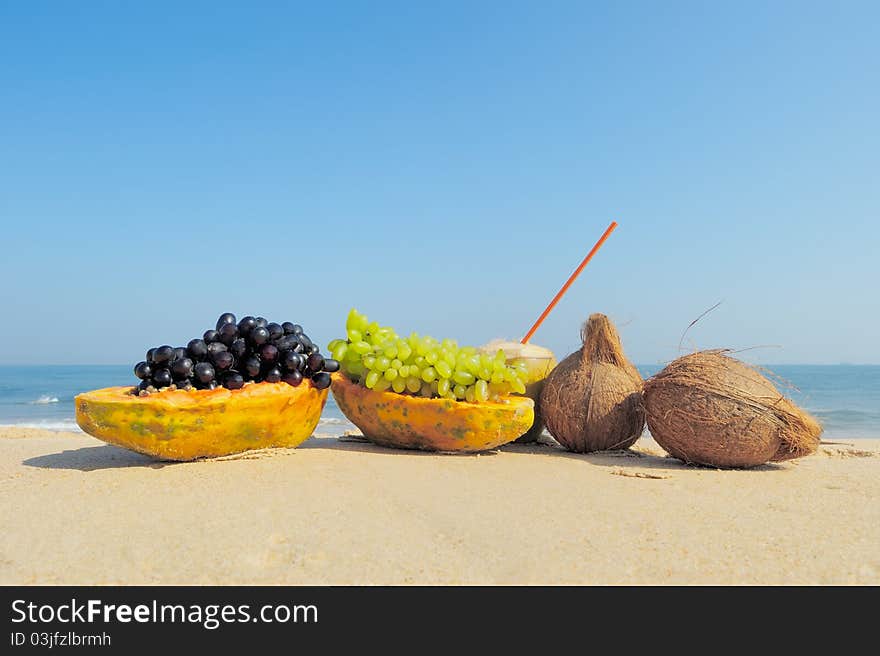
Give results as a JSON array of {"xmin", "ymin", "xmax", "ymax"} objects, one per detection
[
  {"xmin": 29, "ymin": 395, "xmax": 60, "ymax": 405},
  {"xmin": 0, "ymin": 420, "xmax": 82, "ymax": 433},
  {"xmin": 318, "ymin": 417, "xmax": 352, "ymax": 426}
]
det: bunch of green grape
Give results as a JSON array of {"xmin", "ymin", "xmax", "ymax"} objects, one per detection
[{"xmin": 328, "ymin": 309, "xmax": 528, "ymax": 403}]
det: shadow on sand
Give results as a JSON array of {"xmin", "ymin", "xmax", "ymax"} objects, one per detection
[{"xmin": 23, "ymin": 445, "xmax": 169, "ymax": 472}]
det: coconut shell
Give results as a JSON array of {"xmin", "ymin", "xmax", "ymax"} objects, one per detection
[
  {"xmin": 643, "ymin": 350, "xmax": 822, "ymax": 468},
  {"xmin": 540, "ymin": 314, "xmax": 645, "ymax": 453}
]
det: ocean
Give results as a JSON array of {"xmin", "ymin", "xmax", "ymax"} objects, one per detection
[{"xmin": 0, "ymin": 364, "xmax": 878, "ymax": 440}]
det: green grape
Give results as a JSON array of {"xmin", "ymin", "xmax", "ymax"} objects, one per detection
[
  {"xmin": 453, "ymin": 384, "xmax": 467, "ymax": 400},
  {"xmin": 475, "ymin": 379, "xmax": 489, "ymax": 402},
  {"xmin": 441, "ymin": 338, "xmax": 457, "ymax": 350},
  {"xmin": 397, "ymin": 342, "xmax": 412, "ymax": 361},
  {"xmin": 391, "ymin": 358, "xmax": 403, "ymax": 369},
  {"xmin": 510, "ymin": 377, "xmax": 526, "ymax": 394},
  {"xmin": 345, "ymin": 308, "xmax": 361, "ymax": 332},
  {"xmin": 383, "ymin": 368, "xmax": 398, "ymax": 381},
  {"xmin": 365, "ymin": 370, "xmax": 381, "ymax": 389},
  {"xmin": 367, "ymin": 321, "xmax": 380, "ymax": 337},
  {"xmin": 406, "ymin": 376, "xmax": 421, "ymax": 393},
  {"xmin": 374, "ymin": 378, "xmax": 392, "ymax": 392},
  {"xmin": 407, "ymin": 364, "xmax": 422, "ymax": 380},
  {"xmin": 465, "ymin": 355, "xmax": 481, "ymax": 375},
  {"xmin": 478, "ymin": 366, "xmax": 493, "ymax": 380},
  {"xmin": 441, "ymin": 349, "xmax": 456, "ymax": 367},
  {"xmin": 419, "ymin": 382, "xmax": 434, "ymax": 398},
  {"xmin": 415, "ymin": 339, "xmax": 430, "ymax": 357},
  {"xmin": 421, "ymin": 366, "xmax": 437, "ymax": 383},
  {"xmin": 493, "ymin": 350, "xmax": 506, "ymax": 367},
  {"xmin": 460, "ymin": 346, "xmax": 477, "ymax": 356},
  {"xmin": 425, "ymin": 350, "xmax": 439, "ymax": 365},
  {"xmin": 437, "ymin": 377, "xmax": 451, "ymax": 396},
  {"xmin": 347, "ymin": 328, "xmax": 362, "ymax": 343},
  {"xmin": 327, "ymin": 339, "xmax": 345, "ymax": 352},
  {"xmin": 352, "ymin": 341, "xmax": 372, "ymax": 355},
  {"xmin": 392, "ymin": 378, "xmax": 407, "ymax": 394},
  {"xmin": 383, "ymin": 344, "xmax": 398, "ymax": 359},
  {"xmin": 413, "ymin": 356, "xmax": 426, "ymax": 368},
  {"xmin": 452, "ymin": 370, "xmax": 476, "ymax": 386},
  {"xmin": 331, "ymin": 343, "xmax": 348, "ymax": 361},
  {"xmin": 435, "ymin": 360, "xmax": 452, "ymax": 379},
  {"xmin": 375, "ymin": 356, "xmax": 391, "ymax": 372},
  {"xmin": 362, "ymin": 355, "xmax": 377, "ymax": 370},
  {"xmin": 347, "ymin": 361, "xmax": 366, "ymax": 377},
  {"xmin": 397, "ymin": 364, "xmax": 409, "ymax": 378},
  {"xmin": 465, "ymin": 385, "xmax": 476, "ymax": 403},
  {"xmin": 490, "ymin": 370, "xmax": 505, "ymax": 384}
]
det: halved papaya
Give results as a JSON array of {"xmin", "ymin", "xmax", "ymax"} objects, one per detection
[
  {"xmin": 75, "ymin": 382, "xmax": 328, "ymax": 461},
  {"xmin": 330, "ymin": 373, "xmax": 534, "ymax": 452}
]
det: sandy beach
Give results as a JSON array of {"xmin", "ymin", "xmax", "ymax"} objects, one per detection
[{"xmin": 1, "ymin": 427, "xmax": 878, "ymax": 585}]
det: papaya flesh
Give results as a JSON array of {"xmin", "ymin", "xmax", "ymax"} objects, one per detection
[
  {"xmin": 331, "ymin": 373, "xmax": 534, "ymax": 452},
  {"xmin": 75, "ymin": 382, "xmax": 328, "ymax": 461}
]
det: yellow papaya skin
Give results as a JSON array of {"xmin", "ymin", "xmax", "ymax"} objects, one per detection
[
  {"xmin": 331, "ymin": 373, "xmax": 534, "ymax": 452},
  {"xmin": 75, "ymin": 382, "xmax": 328, "ymax": 461}
]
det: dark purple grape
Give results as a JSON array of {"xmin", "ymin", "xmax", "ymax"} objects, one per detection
[
  {"xmin": 216, "ymin": 313, "xmax": 237, "ymax": 331},
  {"xmin": 298, "ymin": 335, "xmax": 313, "ymax": 350},
  {"xmin": 290, "ymin": 324, "xmax": 303, "ymax": 335},
  {"xmin": 206, "ymin": 341, "xmax": 228, "ymax": 357},
  {"xmin": 176, "ymin": 379, "xmax": 193, "ymax": 391},
  {"xmin": 187, "ymin": 338, "xmax": 208, "ymax": 359},
  {"xmin": 322, "ymin": 358, "xmax": 340, "ymax": 373},
  {"xmin": 306, "ymin": 344, "xmax": 319, "ymax": 355},
  {"xmin": 282, "ymin": 351, "xmax": 303, "ymax": 371},
  {"xmin": 229, "ymin": 338, "xmax": 247, "ymax": 358},
  {"xmin": 242, "ymin": 356, "xmax": 261, "ymax": 378},
  {"xmin": 218, "ymin": 322, "xmax": 238, "ymax": 346},
  {"xmin": 222, "ymin": 371, "xmax": 245, "ymax": 390},
  {"xmin": 147, "ymin": 348, "xmax": 158, "ymax": 363},
  {"xmin": 264, "ymin": 366, "xmax": 282, "ymax": 383},
  {"xmin": 260, "ymin": 344, "xmax": 279, "ymax": 363},
  {"xmin": 134, "ymin": 361, "xmax": 152, "ymax": 380},
  {"xmin": 137, "ymin": 379, "xmax": 151, "ymax": 392},
  {"xmin": 267, "ymin": 323, "xmax": 284, "ymax": 341},
  {"xmin": 152, "ymin": 345, "xmax": 173, "ymax": 365},
  {"xmin": 211, "ymin": 350, "xmax": 234, "ymax": 370},
  {"xmin": 152, "ymin": 368, "xmax": 172, "ymax": 387},
  {"xmin": 237, "ymin": 316, "xmax": 257, "ymax": 336},
  {"xmin": 251, "ymin": 326, "xmax": 270, "ymax": 346},
  {"xmin": 282, "ymin": 370, "xmax": 303, "ymax": 387},
  {"xmin": 282, "ymin": 322, "xmax": 297, "ymax": 335},
  {"xmin": 193, "ymin": 362, "xmax": 215, "ymax": 384},
  {"xmin": 172, "ymin": 347, "xmax": 188, "ymax": 361},
  {"xmin": 204, "ymin": 380, "xmax": 219, "ymax": 390},
  {"xmin": 254, "ymin": 317, "xmax": 268, "ymax": 328},
  {"xmin": 203, "ymin": 329, "xmax": 220, "ymax": 344},
  {"xmin": 171, "ymin": 357, "xmax": 194, "ymax": 380},
  {"xmin": 312, "ymin": 372, "xmax": 331, "ymax": 390},
  {"xmin": 306, "ymin": 353, "xmax": 325, "ymax": 372},
  {"xmin": 274, "ymin": 335, "xmax": 296, "ymax": 352}
]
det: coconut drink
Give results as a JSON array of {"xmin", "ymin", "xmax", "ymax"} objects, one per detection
[{"xmin": 479, "ymin": 340, "xmax": 557, "ymax": 443}]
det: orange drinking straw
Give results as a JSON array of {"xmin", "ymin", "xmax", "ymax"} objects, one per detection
[{"xmin": 521, "ymin": 221, "xmax": 618, "ymax": 344}]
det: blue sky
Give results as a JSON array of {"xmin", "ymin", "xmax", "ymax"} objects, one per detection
[{"xmin": 1, "ymin": 1, "xmax": 878, "ymax": 366}]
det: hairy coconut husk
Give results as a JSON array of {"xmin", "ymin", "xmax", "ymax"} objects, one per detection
[
  {"xmin": 643, "ymin": 350, "xmax": 822, "ymax": 468},
  {"xmin": 540, "ymin": 314, "xmax": 645, "ymax": 453}
]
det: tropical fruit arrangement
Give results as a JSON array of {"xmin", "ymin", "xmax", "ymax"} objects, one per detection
[
  {"xmin": 328, "ymin": 309, "xmax": 536, "ymax": 452},
  {"xmin": 71, "ymin": 223, "xmax": 824, "ymax": 468},
  {"xmin": 75, "ymin": 314, "xmax": 334, "ymax": 461}
]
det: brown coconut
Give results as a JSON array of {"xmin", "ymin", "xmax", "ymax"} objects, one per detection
[
  {"xmin": 643, "ymin": 350, "xmax": 822, "ymax": 468},
  {"xmin": 540, "ymin": 313, "xmax": 645, "ymax": 452}
]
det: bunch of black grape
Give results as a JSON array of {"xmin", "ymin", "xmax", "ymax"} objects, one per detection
[{"xmin": 132, "ymin": 313, "xmax": 338, "ymax": 394}]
